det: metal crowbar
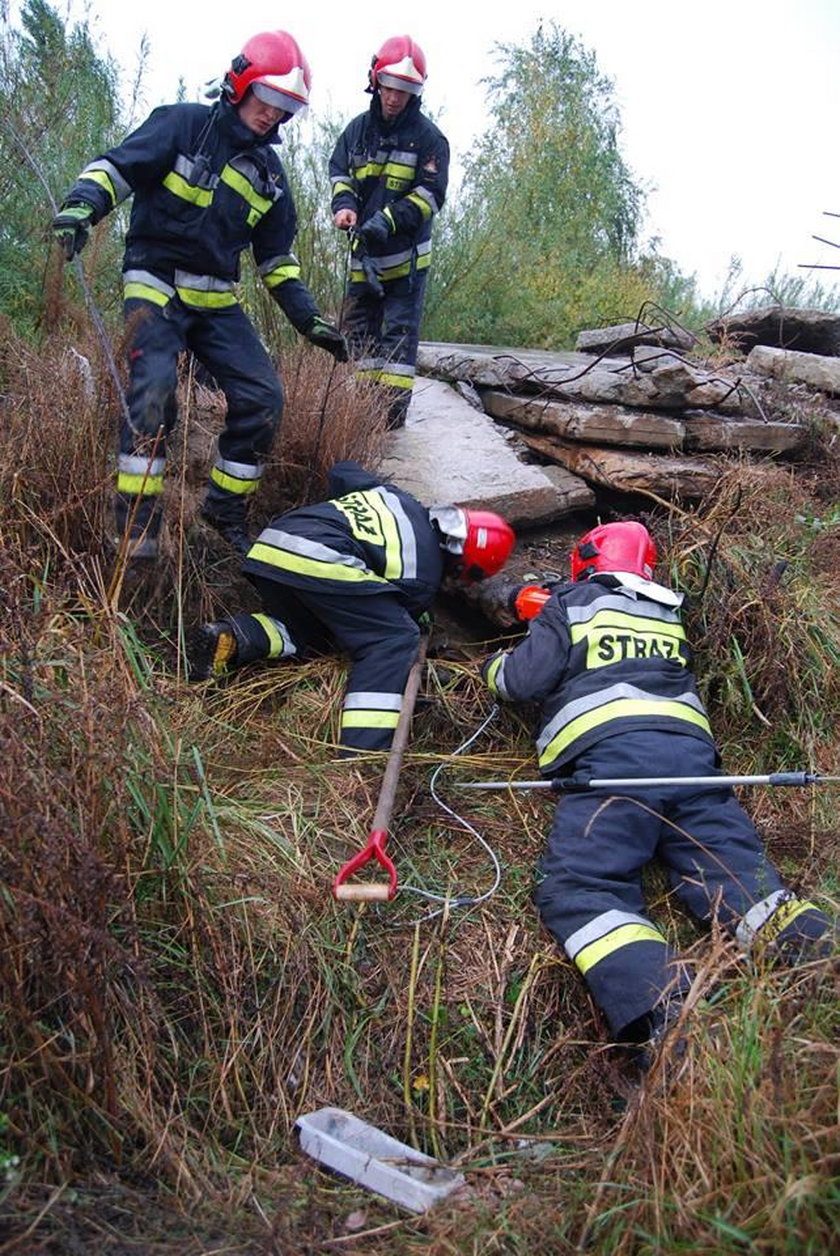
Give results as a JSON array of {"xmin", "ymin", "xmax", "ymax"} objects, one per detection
[{"xmin": 333, "ymin": 634, "xmax": 430, "ymax": 902}]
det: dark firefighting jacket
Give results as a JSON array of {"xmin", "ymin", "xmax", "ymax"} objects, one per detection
[
  {"xmin": 329, "ymin": 95, "xmax": 449, "ymax": 284},
  {"xmin": 63, "ymin": 98, "xmax": 317, "ymax": 326},
  {"xmin": 242, "ymin": 461, "xmax": 444, "ymax": 614},
  {"xmin": 484, "ymin": 573, "xmax": 715, "ymax": 775}
]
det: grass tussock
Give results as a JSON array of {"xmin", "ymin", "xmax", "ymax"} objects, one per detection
[{"xmin": 0, "ymin": 326, "xmax": 838, "ymax": 1252}]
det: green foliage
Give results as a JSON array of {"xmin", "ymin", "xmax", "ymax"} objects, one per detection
[
  {"xmin": 426, "ymin": 22, "xmax": 700, "ymax": 346},
  {"xmin": 0, "ymin": 0, "xmax": 126, "ymax": 334}
]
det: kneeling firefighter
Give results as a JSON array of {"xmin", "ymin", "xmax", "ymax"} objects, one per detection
[{"xmin": 189, "ymin": 460, "xmax": 514, "ymax": 755}]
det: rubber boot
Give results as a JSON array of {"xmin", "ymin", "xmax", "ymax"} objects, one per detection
[
  {"xmin": 115, "ymin": 494, "xmax": 162, "ymax": 561},
  {"xmin": 200, "ymin": 488, "xmax": 252, "ymax": 557}
]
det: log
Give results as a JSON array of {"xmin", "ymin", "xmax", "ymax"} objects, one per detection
[
  {"xmin": 482, "ymin": 390, "xmax": 685, "ymax": 450},
  {"xmin": 518, "ymin": 433, "xmax": 721, "ymax": 499},
  {"xmin": 682, "ymin": 411, "xmax": 806, "ymax": 454}
]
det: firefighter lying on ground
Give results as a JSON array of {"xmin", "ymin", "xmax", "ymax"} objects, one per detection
[
  {"xmin": 329, "ymin": 35, "xmax": 449, "ymax": 430},
  {"xmin": 188, "ymin": 461, "xmax": 514, "ymax": 756},
  {"xmin": 52, "ymin": 30, "xmax": 348, "ymax": 561},
  {"xmin": 482, "ymin": 521, "xmax": 834, "ymax": 1065}
]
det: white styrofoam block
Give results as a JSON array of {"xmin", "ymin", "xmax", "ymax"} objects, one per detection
[{"xmin": 295, "ymin": 1107, "xmax": 466, "ymax": 1213}]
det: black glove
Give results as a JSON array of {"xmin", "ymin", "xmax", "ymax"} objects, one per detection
[
  {"xmin": 304, "ymin": 315, "xmax": 349, "ymax": 362},
  {"xmin": 52, "ymin": 202, "xmax": 95, "ymax": 261},
  {"xmin": 358, "ymin": 209, "xmax": 393, "ymax": 245}
]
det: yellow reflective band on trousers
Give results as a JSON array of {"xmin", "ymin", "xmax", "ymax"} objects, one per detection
[
  {"xmin": 176, "ymin": 286, "xmax": 237, "ymax": 309},
  {"xmin": 341, "ymin": 709, "xmax": 401, "ymax": 730},
  {"xmin": 252, "ymin": 614, "xmax": 288, "ymax": 659},
  {"xmin": 117, "ymin": 473, "xmax": 164, "ymax": 496},
  {"xmin": 574, "ymin": 923, "xmax": 667, "ymax": 976},
  {"xmin": 761, "ymin": 898, "xmax": 821, "ymax": 944},
  {"xmin": 124, "ymin": 282, "xmax": 170, "ymax": 306},
  {"xmin": 163, "ymin": 171, "xmax": 213, "ymax": 207},
  {"xmin": 539, "ymin": 698, "xmax": 712, "ymax": 770},
  {"xmin": 209, "ymin": 466, "xmax": 259, "ymax": 495},
  {"xmin": 248, "ymin": 541, "xmax": 390, "ymax": 585}
]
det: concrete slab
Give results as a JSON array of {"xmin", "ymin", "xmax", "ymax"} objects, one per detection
[{"xmin": 377, "ymin": 377, "xmax": 592, "ymax": 529}]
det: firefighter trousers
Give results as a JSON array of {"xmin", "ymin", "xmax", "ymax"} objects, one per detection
[
  {"xmin": 534, "ymin": 731, "xmax": 832, "ymax": 1038},
  {"xmin": 237, "ymin": 574, "xmax": 421, "ymax": 755},
  {"xmin": 343, "ymin": 271, "xmax": 427, "ymax": 429},
  {"xmin": 116, "ymin": 297, "xmax": 283, "ymax": 546}
]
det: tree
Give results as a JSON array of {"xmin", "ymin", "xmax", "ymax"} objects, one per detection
[
  {"xmin": 0, "ymin": 0, "xmax": 124, "ymax": 334},
  {"xmin": 425, "ymin": 23, "xmax": 694, "ymax": 347}
]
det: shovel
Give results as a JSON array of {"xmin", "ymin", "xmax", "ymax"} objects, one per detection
[{"xmin": 333, "ymin": 634, "xmax": 430, "ymax": 902}]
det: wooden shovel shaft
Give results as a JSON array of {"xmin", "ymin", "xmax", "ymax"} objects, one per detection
[{"xmin": 370, "ymin": 634, "xmax": 429, "ymax": 833}]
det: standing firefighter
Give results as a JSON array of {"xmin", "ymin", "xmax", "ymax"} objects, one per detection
[
  {"xmin": 189, "ymin": 460, "xmax": 514, "ymax": 755},
  {"xmin": 52, "ymin": 30, "xmax": 348, "ymax": 560},
  {"xmin": 483, "ymin": 522, "xmax": 834, "ymax": 1064},
  {"xmin": 330, "ymin": 35, "xmax": 449, "ymax": 429}
]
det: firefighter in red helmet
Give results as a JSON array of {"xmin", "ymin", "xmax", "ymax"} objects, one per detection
[
  {"xmin": 483, "ymin": 520, "xmax": 834, "ymax": 1070},
  {"xmin": 52, "ymin": 31, "xmax": 347, "ymax": 562},
  {"xmin": 188, "ymin": 461, "xmax": 513, "ymax": 756},
  {"xmin": 329, "ymin": 36, "xmax": 449, "ymax": 430}
]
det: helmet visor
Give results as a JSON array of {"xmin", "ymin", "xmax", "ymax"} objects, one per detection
[
  {"xmin": 252, "ymin": 80, "xmax": 304, "ymax": 115},
  {"xmin": 376, "ymin": 71, "xmax": 423, "ymax": 96}
]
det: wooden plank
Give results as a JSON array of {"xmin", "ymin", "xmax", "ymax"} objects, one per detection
[
  {"xmin": 518, "ymin": 433, "xmax": 720, "ymax": 499},
  {"xmin": 682, "ymin": 411, "xmax": 806, "ymax": 454},
  {"xmin": 483, "ymin": 390, "xmax": 685, "ymax": 450}
]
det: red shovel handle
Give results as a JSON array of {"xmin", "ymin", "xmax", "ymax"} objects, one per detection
[{"xmin": 332, "ymin": 829, "xmax": 397, "ymax": 901}]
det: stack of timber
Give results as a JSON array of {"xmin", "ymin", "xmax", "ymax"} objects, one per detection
[{"xmin": 416, "ymin": 329, "xmax": 809, "ymax": 503}]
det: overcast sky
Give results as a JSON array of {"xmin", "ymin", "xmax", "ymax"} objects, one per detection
[{"xmin": 52, "ymin": 1, "xmax": 840, "ymax": 301}]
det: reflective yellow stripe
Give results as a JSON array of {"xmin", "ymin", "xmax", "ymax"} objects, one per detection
[
  {"xmin": 124, "ymin": 282, "xmax": 170, "ymax": 306},
  {"xmin": 539, "ymin": 698, "xmax": 712, "ymax": 769},
  {"xmin": 80, "ymin": 170, "xmax": 116, "ymax": 206},
  {"xmin": 163, "ymin": 171, "xmax": 213, "ymax": 206},
  {"xmin": 378, "ymin": 372, "xmax": 413, "ymax": 391},
  {"xmin": 379, "ymin": 254, "xmax": 431, "ymax": 281},
  {"xmin": 117, "ymin": 473, "xmax": 164, "ymax": 496},
  {"xmin": 176, "ymin": 286, "xmax": 237, "ymax": 309},
  {"xmin": 575, "ymin": 923, "xmax": 666, "ymax": 976},
  {"xmin": 406, "ymin": 191, "xmax": 433, "ymax": 220},
  {"xmin": 485, "ymin": 654, "xmax": 505, "ymax": 696},
  {"xmin": 210, "ymin": 467, "xmax": 259, "ymax": 495},
  {"xmin": 333, "ymin": 179, "xmax": 356, "ymax": 196},
  {"xmin": 220, "ymin": 166, "xmax": 272, "ymax": 221},
  {"xmin": 262, "ymin": 261, "xmax": 302, "ymax": 289},
  {"xmin": 248, "ymin": 542, "xmax": 389, "ymax": 585},
  {"xmin": 365, "ymin": 494, "xmax": 402, "ymax": 580},
  {"xmin": 762, "ymin": 899, "xmax": 821, "ymax": 943},
  {"xmin": 355, "ymin": 162, "xmax": 385, "ymax": 180},
  {"xmin": 341, "ymin": 710, "xmax": 401, "ymax": 730},
  {"xmin": 253, "ymin": 614, "xmax": 286, "ymax": 658}
]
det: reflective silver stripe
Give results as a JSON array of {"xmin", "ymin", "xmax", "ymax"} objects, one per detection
[
  {"xmin": 343, "ymin": 691, "xmax": 403, "ymax": 712},
  {"xmin": 174, "ymin": 270, "xmax": 235, "ymax": 293},
  {"xmin": 564, "ymin": 910, "xmax": 655, "ymax": 961},
  {"xmin": 253, "ymin": 614, "xmax": 297, "ymax": 659},
  {"xmin": 213, "ymin": 458, "xmax": 264, "ymax": 481},
  {"xmin": 82, "ymin": 158, "xmax": 132, "ymax": 202},
  {"xmin": 537, "ymin": 682, "xmax": 708, "ymax": 757},
  {"xmin": 258, "ymin": 252, "xmax": 301, "ymax": 277},
  {"xmin": 118, "ymin": 454, "xmax": 166, "ymax": 476},
  {"xmin": 377, "ymin": 488, "xmax": 418, "ymax": 579},
  {"xmin": 566, "ymin": 595, "xmax": 680, "ymax": 626},
  {"xmin": 735, "ymin": 890, "xmax": 788, "ymax": 950},
  {"xmin": 255, "ymin": 528, "xmax": 370, "ymax": 573},
  {"xmin": 487, "ymin": 654, "xmax": 511, "ymax": 700},
  {"xmin": 356, "ymin": 356, "xmax": 385, "ymax": 372},
  {"xmin": 390, "ymin": 149, "xmax": 419, "ymax": 167},
  {"xmin": 172, "ymin": 154, "xmax": 217, "ymax": 189},
  {"xmin": 377, "ymin": 239, "xmax": 431, "ymax": 270},
  {"xmin": 411, "ymin": 185, "xmax": 440, "ymax": 213},
  {"xmin": 123, "ymin": 270, "xmax": 176, "ymax": 299}
]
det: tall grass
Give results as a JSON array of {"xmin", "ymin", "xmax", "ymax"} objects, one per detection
[{"xmin": 0, "ymin": 326, "xmax": 838, "ymax": 1252}]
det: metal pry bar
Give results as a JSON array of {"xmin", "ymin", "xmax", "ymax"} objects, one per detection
[{"xmin": 458, "ymin": 771, "xmax": 840, "ymax": 792}]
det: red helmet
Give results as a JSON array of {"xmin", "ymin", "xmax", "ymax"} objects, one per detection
[
  {"xmin": 370, "ymin": 35, "xmax": 427, "ymax": 96},
  {"xmin": 571, "ymin": 522, "xmax": 657, "ymax": 582},
  {"xmin": 224, "ymin": 31, "xmax": 311, "ymax": 117}
]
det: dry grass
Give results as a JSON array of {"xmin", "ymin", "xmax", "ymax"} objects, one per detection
[{"xmin": 0, "ymin": 328, "xmax": 838, "ymax": 1253}]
